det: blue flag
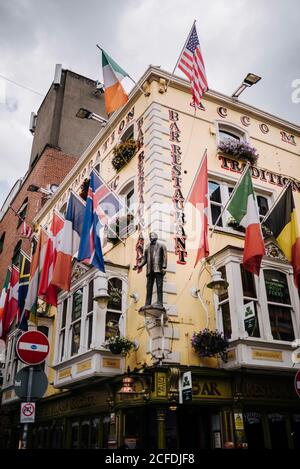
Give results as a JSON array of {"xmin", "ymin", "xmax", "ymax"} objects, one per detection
[{"xmin": 77, "ymin": 170, "xmax": 108, "ymax": 272}]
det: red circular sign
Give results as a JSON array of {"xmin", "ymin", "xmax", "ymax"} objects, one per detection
[
  {"xmin": 16, "ymin": 331, "xmax": 50, "ymax": 365},
  {"xmin": 295, "ymin": 370, "xmax": 300, "ymax": 398}
]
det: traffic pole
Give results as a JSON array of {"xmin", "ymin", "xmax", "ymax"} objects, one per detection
[{"xmin": 20, "ymin": 366, "xmax": 34, "ymax": 450}]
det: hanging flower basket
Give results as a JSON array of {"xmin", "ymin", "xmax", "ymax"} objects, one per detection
[
  {"xmin": 191, "ymin": 329, "xmax": 229, "ymax": 361},
  {"xmin": 218, "ymin": 139, "xmax": 259, "ymax": 165},
  {"xmin": 112, "ymin": 139, "xmax": 137, "ymax": 172},
  {"xmin": 105, "ymin": 336, "xmax": 135, "ymax": 355}
]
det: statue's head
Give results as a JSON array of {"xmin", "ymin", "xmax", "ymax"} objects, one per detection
[{"xmin": 149, "ymin": 232, "xmax": 158, "ymax": 244}]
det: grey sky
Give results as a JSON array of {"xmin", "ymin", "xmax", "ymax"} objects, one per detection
[{"xmin": 0, "ymin": 0, "xmax": 299, "ymax": 207}]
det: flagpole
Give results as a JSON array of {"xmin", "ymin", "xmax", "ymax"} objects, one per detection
[
  {"xmin": 260, "ymin": 180, "xmax": 292, "ymax": 225},
  {"xmin": 96, "ymin": 45, "xmax": 147, "ymax": 97},
  {"xmin": 165, "ymin": 20, "xmax": 196, "ymax": 92},
  {"xmin": 210, "ymin": 161, "xmax": 251, "ymax": 238}
]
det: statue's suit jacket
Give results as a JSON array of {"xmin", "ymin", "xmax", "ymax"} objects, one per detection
[{"xmin": 140, "ymin": 242, "xmax": 167, "ymax": 276}]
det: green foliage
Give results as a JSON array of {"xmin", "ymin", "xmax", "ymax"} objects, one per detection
[
  {"xmin": 191, "ymin": 329, "xmax": 229, "ymax": 361},
  {"xmin": 105, "ymin": 335, "xmax": 135, "ymax": 355},
  {"xmin": 112, "ymin": 139, "xmax": 137, "ymax": 172}
]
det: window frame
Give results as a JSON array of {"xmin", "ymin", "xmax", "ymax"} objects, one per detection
[
  {"xmin": 216, "ymin": 121, "xmax": 249, "ymax": 145},
  {"xmin": 208, "ymin": 174, "xmax": 274, "ymax": 234},
  {"xmin": 214, "ymin": 250, "xmax": 299, "ymax": 345}
]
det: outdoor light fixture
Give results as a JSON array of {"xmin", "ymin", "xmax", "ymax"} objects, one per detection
[
  {"xmin": 191, "ymin": 261, "xmax": 229, "ymax": 327},
  {"xmin": 206, "ymin": 269, "xmax": 229, "ymax": 297},
  {"xmin": 231, "ymin": 73, "xmax": 262, "ymax": 99},
  {"xmin": 76, "ymin": 107, "xmax": 107, "ymax": 126},
  {"xmin": 93, "ymin": 287, "xmax": 110, "ymax": 308},
  {"xmin": 117, "ymin": 375, "xmax": 150, "ymax": 401},
  {"xmin": 27, "ymin": 184, "xmax": 57, "ymax": 196}
]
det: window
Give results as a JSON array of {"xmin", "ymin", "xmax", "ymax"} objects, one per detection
[
  {"xmin": 241, "ymin": 266, "xmax": 260, "ymax": 337},
  {"xmin": 17, "ymin": 197, "xmax": 28, "ymax": 228},
  {"xmin": 86, "ymin": 280, "xmax": 94, "ymax": 349},
  {"xmin": 0, "ymin": 232, "xmax": 5, "ymax": 254},
  {"xmin": 70, "ymin": 288, "xmax": 83, "ymax": 356},
  {"xmin": 12, "ymin": 240, "xmax": 22, "ymax": 267},
  {"xmin": 208, "ymin": 179, "xmax": 271, "ymax": 232},
  {"xmin": 120, "ymin": 124, "xmax": 134, "ymax": 143},
  {"xmin": 209, "ymin": 181, "xmax": 223, "ymax": 227},
  {"xmin": 217, "ymin": 123, "xmax": 246, "ymax": 144},
  {"xmin": 59, "ymin": 298, "xmax": 68, "ymax": 361},
  {"xmin": 105, "ymin": 278, "xmax": 123, "ymax": 340},
  {"xmin": 257, "ymin": 195, "xmax": 269, "ymax": 222},
  {"xmin": 218, "ymin": 266, "xmax": 232, "ymax": 339},
  {"xmin": 264, "ymin": 269, "xmax": 295, "ymax": 341},
  {"xmin": 108, "ymin": 181, "xmax": 135, "ymax": 241}
]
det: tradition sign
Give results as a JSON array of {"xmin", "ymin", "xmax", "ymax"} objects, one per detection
[{"xmin": 16, "ymin": 331, "xmax": 50, "ymax": 365}]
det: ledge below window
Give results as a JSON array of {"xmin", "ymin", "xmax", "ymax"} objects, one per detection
[{"xmin": 52, "ymin": 348, "xmax": 126, "ymax": 389}]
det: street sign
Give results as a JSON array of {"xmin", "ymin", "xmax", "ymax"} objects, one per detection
[
  {"xmin": 16, "ymin": 330, "xmax": 49, "ymax": 365},
  {"xmin": 295, "ymin": 370, "xmax": 300, "ymax": 398},
  {"xmin": 179, "ymin": 371, "xmax": 193, "ymax": 403},
  {"xmin": 20, "ymin": 402, "xmax": 36, "ymax": 423},
  {"xmin": 14, "ymin": 366, "xmax": 48, "ymax": 400}
]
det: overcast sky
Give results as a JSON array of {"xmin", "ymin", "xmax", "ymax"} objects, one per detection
[{"xmin": 0, "ymin": 0, "xmax": 299, "ymax": 207}]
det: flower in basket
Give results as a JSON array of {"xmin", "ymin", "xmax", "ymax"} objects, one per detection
[
  {"xmin": 112, "ymin": 139, "xmax": 137, "ymax": 172},
  {"xmin": 227, "ymin": 216, "xmax": 245, "ymax": 233},
  {"xmin": 191, "ymin": 328, "xmax": 229, "ymax": 361},
  {"xmin": 105, "ymin": 335, "xmax": 135, "ymax": 355},
  {"xmin": 218, "ymin": 139, "xmax": 259, "ymax": 165}
]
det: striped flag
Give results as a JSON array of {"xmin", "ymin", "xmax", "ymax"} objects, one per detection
[
  {"xmin": 38, "ymin": 212, "xmax": 64, "ymax": 306},
  {"xmin": 17, "ymin": 250, "xmax": 31, "ymax": 331},
  {"xmin": 25, "ymin": 229, "xmax": 48, "ymax": 324},
  {"xmin": 263, "ymin": 185, "xmax": 300, "ymax": 288},
  {"xmin": 20, "ymin": 221, "xmax": 33, "ymax": 239},
  {"xmin": 0, "ymin": 268, "xmax": 11, "ymax": 338},
  {"xmin": 101, "ymin": 48, "xmax": 128, "ymax": 114},
  {"xmin": 52, "ymin": 191, "xmax": 85, "ymax": 291},
  {"xmin": 2, "ymin": 265, "xmax": 19, "ymax": 337},
  {"xmin": 178, "ymin": 22, "xmax": 208, "ymax": 107},
  {"xmin": 227, "ymin": 168, "xmax": 265, "ymax": 275},
  {"xmin": 188, "ymin": 150, "xmax": 209, "ymax": 266}
]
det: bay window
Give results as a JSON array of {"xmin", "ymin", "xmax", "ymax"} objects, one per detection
[
  {"xmin": 264, "ymin": 269, "xmax": 295, "ymax": 341},
  {"xmin": 241, "ymin": 266, "xmax": 260, "ymax": 338},
  {"xmin": 218, "ymin": 266, "xmax": 232, "ymax": 339},
  {"xmin": 70, "ymin": 288, "xmax": 83, "ymax": 356},
  {"xmin": 105, "ymin": 277, "xmax": 123, "ymax": 340}
]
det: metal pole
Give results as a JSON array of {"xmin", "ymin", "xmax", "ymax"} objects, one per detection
[{"xmin": 20, "ymin": 366, "xmax": 34, "ymax": 450}]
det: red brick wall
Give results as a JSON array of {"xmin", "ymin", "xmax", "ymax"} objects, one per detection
[{"xmin": 0, "ymin": 147, "xmax": 76, "ymax": 287}]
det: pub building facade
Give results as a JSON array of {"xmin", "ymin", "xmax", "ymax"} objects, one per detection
[{"xmin": 1, "ymin": 66, "xmax": 300, "ymax": 449}]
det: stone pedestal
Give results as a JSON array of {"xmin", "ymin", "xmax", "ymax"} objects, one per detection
[{"xmin": 138, "ymin": 304, "xmax": 168, "ymax": 321}]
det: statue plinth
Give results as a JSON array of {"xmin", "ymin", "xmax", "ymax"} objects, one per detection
[{"xmin": 138, "ymin": 304, "xmax": 168, "ymax": 321}]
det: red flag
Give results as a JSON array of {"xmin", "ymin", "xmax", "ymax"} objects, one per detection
[
  {"xmin": 188, "ymin": 150, "xmax": 209, "ymax": 266},
  {"xmin": 20, "ymin": 221, "xmax": 33, "ymax": 239},
  {"xmin": 2, "ymin": 265, "xmax": 19, "ymax": 337},
  {"xmin": 38, "ymin": 212, "xmax": 64, "ymax": 306},
  {"xmin": 178, "ymin": 22, "xmax": 208, "ymax": 107}
]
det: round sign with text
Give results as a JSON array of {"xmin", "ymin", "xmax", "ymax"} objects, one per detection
[{"xmin": 16, "ymin": 331, "xmax": 50, "ymax": 365}]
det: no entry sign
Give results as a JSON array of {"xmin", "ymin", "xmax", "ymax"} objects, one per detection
[{"xmin": 16, "ymin": 331, "xmax": 50, "ymax": 365}]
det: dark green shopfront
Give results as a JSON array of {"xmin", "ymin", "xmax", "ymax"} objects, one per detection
[{"xmin": 1, "ymin": 367, "xmax": 300, "ymax": 449}]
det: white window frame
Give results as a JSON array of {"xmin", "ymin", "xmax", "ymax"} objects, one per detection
[
  {"xmin": 208, "ymin": 174, "xmax": 275, "ymax": 234},
  {"xmin": 214, "ymin": 251, "xmax": 299, "ymax": 345},
  {"xmin": 215, "ymin": 121, "xmax": 249, "ymax": 145},
  {"xmin": 54, "ymin": 268, "xmax": 128, "ymax": 365}
]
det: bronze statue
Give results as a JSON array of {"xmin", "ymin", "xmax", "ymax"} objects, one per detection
[{"xmin": 134, "ymin": 232, "xmax": 167, "ymax": 308}]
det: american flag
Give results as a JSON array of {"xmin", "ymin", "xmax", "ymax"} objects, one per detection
[
  {"xmin": 178, "ymin": 23, "xmax": 208, "ymax": 106},
  {"xmin": 20, "ymin": 220, "xmax": 33, "ymax": 239}
]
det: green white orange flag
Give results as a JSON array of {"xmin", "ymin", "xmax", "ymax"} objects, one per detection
[
  {"xmin": 0, "ymin": 268, "xmax": 11, "ymax": 338},
  {"xmin": 101, "ymin": 48, "xmax": 129, "ymax": 115},
  {"xmin": 227, "ymin": 167, "xmax": 265, "ymax": 275},
  {"xmin": 25, "ymin": 229, "xmax": 48, "ymax": 324}
]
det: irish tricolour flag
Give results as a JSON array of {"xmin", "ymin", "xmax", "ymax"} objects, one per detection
[
  {"xmin": 101, "ymin": 48, "xmax": 128, "ymax": 115},
  {"xmin": 227, "ymin": 167, "xmax": 265, "ymax": 275}
]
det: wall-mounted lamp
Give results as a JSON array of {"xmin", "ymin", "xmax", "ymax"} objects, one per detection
[
  {"xmin": 117, "ymin": 375, "xmax": 150, "ymax": 401},
  {"xmin": 130, "ymin": 292, "xmax": 140, "ymax": 303},
  {"xmin": 76, "ymin": 107, "xmax": 107, "ymax": 126},
  {"xmin": 231, "ymin": 73, "xmax": 261, "ymax": 99},
  {"xmin": 191, "ymin": 262, "xmax": 229, "ymax": 327}
]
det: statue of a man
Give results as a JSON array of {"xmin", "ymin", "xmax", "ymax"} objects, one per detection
[{"xmin": 134, "ymin": 232, "xmax": 167, "ymax": 307}]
